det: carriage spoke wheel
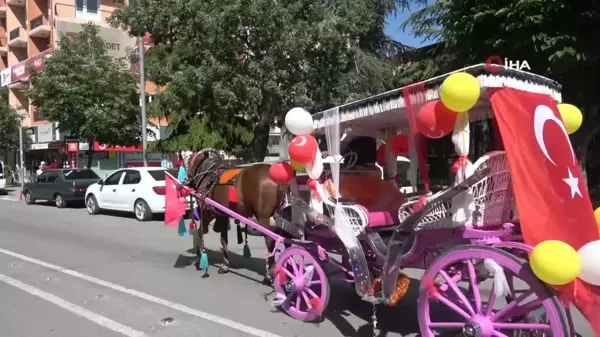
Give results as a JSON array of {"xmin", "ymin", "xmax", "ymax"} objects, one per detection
[
  {"xmin": 418, "ymin": 245, "xmax": 567, "ymax": 337},
  {"xmin": 273, "ymin": 247, "xmax": 330, "ymax": 322}
]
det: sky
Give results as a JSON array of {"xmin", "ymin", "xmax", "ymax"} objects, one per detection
[{"xmin": 384, "ymin": 6, "xmax": 434, "ymax": 48}]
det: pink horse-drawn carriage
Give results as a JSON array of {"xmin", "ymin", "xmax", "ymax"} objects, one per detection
[{"xmin": 168, "ymin": 64, "xmax": 600, "ymax": 337}]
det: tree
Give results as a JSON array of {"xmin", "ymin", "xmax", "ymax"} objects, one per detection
[
  {"xmin": 109, "ymin": 0, "xmax": 410, "ymax": 160},
  {"xmin": 0, "ymin": 89, "xmax": 23, "ymax": 152},
  {"xmin": 28, "ymin": 23, "xmax": 142, "ymax": 166},
  {"xmin": 400, "ymin": 0, "xmax": 600, "ymax": 173}
]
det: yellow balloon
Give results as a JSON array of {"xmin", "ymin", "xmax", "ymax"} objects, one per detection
[
  {"xmin": 594, "ymin": 207, "xmax": 600, "ymax": 234},
  {"xmin": 439, "ymin": 72, "xmax": 481, "ymax": 112},
  {"xmin": 290, "ymin": 160, "xmax": 305, "ymax": 171},
  {"xmin": 530, "ymin": 240, "xmax": 581, "ymax": 285},
  {"xmin": 557, "ymin": 103, "xmax": 583, "ymax": 134}
]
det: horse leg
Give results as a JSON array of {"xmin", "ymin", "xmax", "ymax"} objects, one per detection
[
  {"xmin": 256, "ymin": 216, "xmax": 278, "ymax": 285},
  {"xmin": 194, "ymin": 209, "xmax": 213, "ymax": 271},
  {"xmin": 214, "ymin": 215, "xmax": 230, "ymax": 274}
]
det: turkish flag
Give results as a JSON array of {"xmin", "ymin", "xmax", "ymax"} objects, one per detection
[
  {"xmin": 164, "ymin": 173, "xmax": 187, "ymax": 228},
  {"xmin": 490, "ymin": 88, "xmax": 600, "ymax": 336}
]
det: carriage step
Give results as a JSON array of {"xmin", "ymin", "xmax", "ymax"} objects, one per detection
[{"xmin": 361, "ymin": 295, "xmax": 386, "ymax": 305}]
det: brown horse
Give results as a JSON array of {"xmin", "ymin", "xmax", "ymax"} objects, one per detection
[{"xmin": 186, "ymin": 148, "xmax": 286, "ymax": 283}]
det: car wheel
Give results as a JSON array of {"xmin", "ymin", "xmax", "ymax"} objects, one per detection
[
  {"xmin": 54, "ymin": 194, "xmax": 67, "ymax": 208},
  {"xmin": 86, "ymin": 195, "xmax": 101, "ymax": 215},
  {"xmin": 24, "ymin": 190, "xmax": 35, "ymax": 205},
  {"xmin": 134, "ymin": 199, "xmax": 153, "ymax": 221}
]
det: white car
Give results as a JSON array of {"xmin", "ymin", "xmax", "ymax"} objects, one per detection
[{"xmin": 85, "ymin": 167, "xmax": 182, "ymax": 221}]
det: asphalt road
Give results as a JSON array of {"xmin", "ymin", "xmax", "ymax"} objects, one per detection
[{"xmin": 0, "ymin": 193, "xmax": 594, "ymax": 337}]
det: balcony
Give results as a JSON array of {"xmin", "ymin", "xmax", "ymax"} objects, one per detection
[
  {"xmin": 29, "ymin": 14, "xmax": 50, "ymax": 38},
  {"xmin": 8, "ymin": 27, "xmax": 26, "ymax": 47},
  {"xmin": 0, "ymin": 38, "xmax": 6, "ymax": 55},
  {"xmin": 6, "ymin": 0, "xmax": 24, "ymax": 6}
]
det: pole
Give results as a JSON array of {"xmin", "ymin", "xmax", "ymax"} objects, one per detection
[
  {"xmin": 18, "ymin": 125, "xmax": 24, "ymax": 192},
  {"xmin": 139, "ymin": 35, "xmax": 148, "ymax": 167}
]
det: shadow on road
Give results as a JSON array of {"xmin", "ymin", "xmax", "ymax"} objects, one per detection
[
  {"xmin": 29, "ymin": 201, "xmax": 87, "ymax": 209},
  {"xmin": 0, "ymin": 188, "xmax": 15, "ymax": 195},
  {"xmin": 174, "ymin": 247, "xmax": 270, "ymax": 285},
  {"xmin": 171, "ymin": 246, "xmax": 464, "ymax": 336}
]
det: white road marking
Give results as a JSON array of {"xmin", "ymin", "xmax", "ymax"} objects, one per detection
[
  {"xmin": 0, "ymin": 272, "xmax": 148, "ymax": 337},
  {"xmin": 0, "ymin": 196, "xmax": 19, "ymax": 202},
  {"xmin": 0, "ymin": 248, "xmax": 283, "ymax": 337}
]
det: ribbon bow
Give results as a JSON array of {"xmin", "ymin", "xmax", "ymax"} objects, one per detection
[
  {"xmin": 307, "ymin": 178, "xmax": 322, "ymax": 202},
  {"xmin": 451, "ymin": 155, "xmax": 472, "ymax": 176}
]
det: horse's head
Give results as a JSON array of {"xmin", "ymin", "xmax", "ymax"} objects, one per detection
[{"xmin": 187, "ymin": 148, "xmax": 223, "ymax": 182}]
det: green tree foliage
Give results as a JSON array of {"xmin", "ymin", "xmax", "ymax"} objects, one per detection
[
  {"xmin": 110, "ymin": 0, "xmax": 410, "ymax": 160},
  {"xmin": 400, "ymin": 0, "xmax": 600, "ymax": 161},
  {"xmin": 0, "ymin": 89, "xmax": 23, "ymax": 151},
  {"xmin": 28, "ymin": 23, "xmax": 142, "ymax": 162}
]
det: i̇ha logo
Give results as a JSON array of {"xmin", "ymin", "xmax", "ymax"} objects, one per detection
[{"xmin": 486, "ymin": 55, "xmax": 531, "ymax": 73}]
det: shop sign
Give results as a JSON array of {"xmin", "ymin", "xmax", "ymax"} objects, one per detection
[
  {"xmin": 10, "ymin": 49, "xmax": 53, "ymax": 83},
  {"xmin": 0, "ymin": 69, "xmax": 11, "ymax": 87},
  {"xmin": 37, "ymin": 124, "xmax": 54, "ymax": 143},
  {"xmin": 93, "ymin": 141, "xmax": 143, "ymax": 152},
  {"xmin": 67, "ymin": 142, "xmax": 79, "ymax": 152}
]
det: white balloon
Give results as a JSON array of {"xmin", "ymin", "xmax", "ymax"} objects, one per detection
[
  {"xmin": 577, "ymin": 240, "xmax": 600, "ymax": 286},
  {"xmin": 285, "ymin": 107, "xmax": 314, "ymax": 136}
]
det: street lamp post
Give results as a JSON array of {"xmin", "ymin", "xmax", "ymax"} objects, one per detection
[
  {"xmin": 131, "ymin": 0, "xmax": 148, "ymax": 167},
  {"xmin": 139, "ymin": 35, "xmax": 148, "ymax": 167}
]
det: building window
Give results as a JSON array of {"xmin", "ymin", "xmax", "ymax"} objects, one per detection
[{"xmin": 76, "ymin": 0, "xmax": 99, "ymax": 19}]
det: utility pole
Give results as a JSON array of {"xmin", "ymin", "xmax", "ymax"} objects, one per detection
[{"xmin": 139, "ymin": 35, "xmax": 148, "ymax": 167}]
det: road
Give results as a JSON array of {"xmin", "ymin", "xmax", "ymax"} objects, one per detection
[{"xmin": 0, "ymin": 191, "xmax": 594, "ymax": 337}]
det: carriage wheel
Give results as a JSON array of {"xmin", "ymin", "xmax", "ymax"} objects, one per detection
[
  {"xmin": 418, "ymin": 245, "xmax": 567, "ymax": 337},
  {"xmin": 273, "ymin": 247, "xmax": 330, "ymax": 322}
]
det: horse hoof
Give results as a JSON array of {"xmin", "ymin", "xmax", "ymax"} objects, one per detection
[{"xmin": 262, "ymin": 275, "xmax": 273, "ymax": 286}]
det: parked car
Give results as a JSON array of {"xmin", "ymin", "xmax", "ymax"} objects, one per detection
[
  {"xmin": 0, "ymin": 160, "xmax": 6, "ymax": 194},
  {"xmin": 85, "ymin": 167, "xmax": 180, "ymax": 221},
  {"xmin": 23, "ymin": 169, "xmax": 101, "ymax": 208}
]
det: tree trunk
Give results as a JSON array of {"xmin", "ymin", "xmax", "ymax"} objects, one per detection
[
  {"xmin": 251, "ymin": 117, "xmax": 272, "ymax": 162},
  {"xmin": 87, "ymin": 141, "xmax": 94, "ymax": 169},
  {"xmin": 250, "ymin": 102, "xmax": 273, "ymax": 162}
]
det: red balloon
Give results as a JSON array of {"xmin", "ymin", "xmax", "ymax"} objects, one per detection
[
  {"xmin": 288, "ymin": 135, "xmax": 318, "ymax": 164},
  {"xmin": 376, "ymin": 135, "xmax": 409, "ymax": 166},
  {"xmin": 269, "ymin": 162, "xmax": 294, "ymax": 184},
  {"xmin": 416, "ymin": 100, "xmax": 457, "ymax": 139}
]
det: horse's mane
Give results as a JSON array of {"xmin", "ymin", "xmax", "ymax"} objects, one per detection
[{"xmin": 186, "ymin": 148, "xmax": 226, "ymax": 194}]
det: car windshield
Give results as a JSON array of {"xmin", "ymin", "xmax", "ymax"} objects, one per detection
[
  {"xmin": 62, "ymin": 169, "xmax": 101, "ymax": 180},
  {"xmin": 148, "ymin": 169, "xmax": 178, "ymax": 181}
]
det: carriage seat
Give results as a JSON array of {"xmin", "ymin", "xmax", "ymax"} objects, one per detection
[{"xmin": 322, "ymin": 175, "xmax": 404, "ymax": 228}]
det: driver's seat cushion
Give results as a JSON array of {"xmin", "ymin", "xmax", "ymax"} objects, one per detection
[{"xmin": 323, "ymin": 175, "xmax": 404, "ymax": 227}]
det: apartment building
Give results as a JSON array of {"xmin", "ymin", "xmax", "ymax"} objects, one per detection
[{"xmin": 0, "ymin": 0, "xmax": 169, "ymax": 169}]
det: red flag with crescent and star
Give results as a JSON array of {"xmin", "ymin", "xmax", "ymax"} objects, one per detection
[{"xmin": 490, "ymin": 87, "xmax": 600, "ymax": 336}]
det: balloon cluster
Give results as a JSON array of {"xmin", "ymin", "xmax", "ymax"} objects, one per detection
[
  {"xmin": 421, "ymin": 72, "xmax": 584, "ymax": 138},
  {"xmin": 530, "ymin": 239, "xmax": 600, "ymax": 286},
  {"xmin": 416, "ymin": 72, "xmax": 481, "ymax": 139},
  {"xmin": 268, "ymin": 107, "xmax": 317, "ymax": 184}
]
